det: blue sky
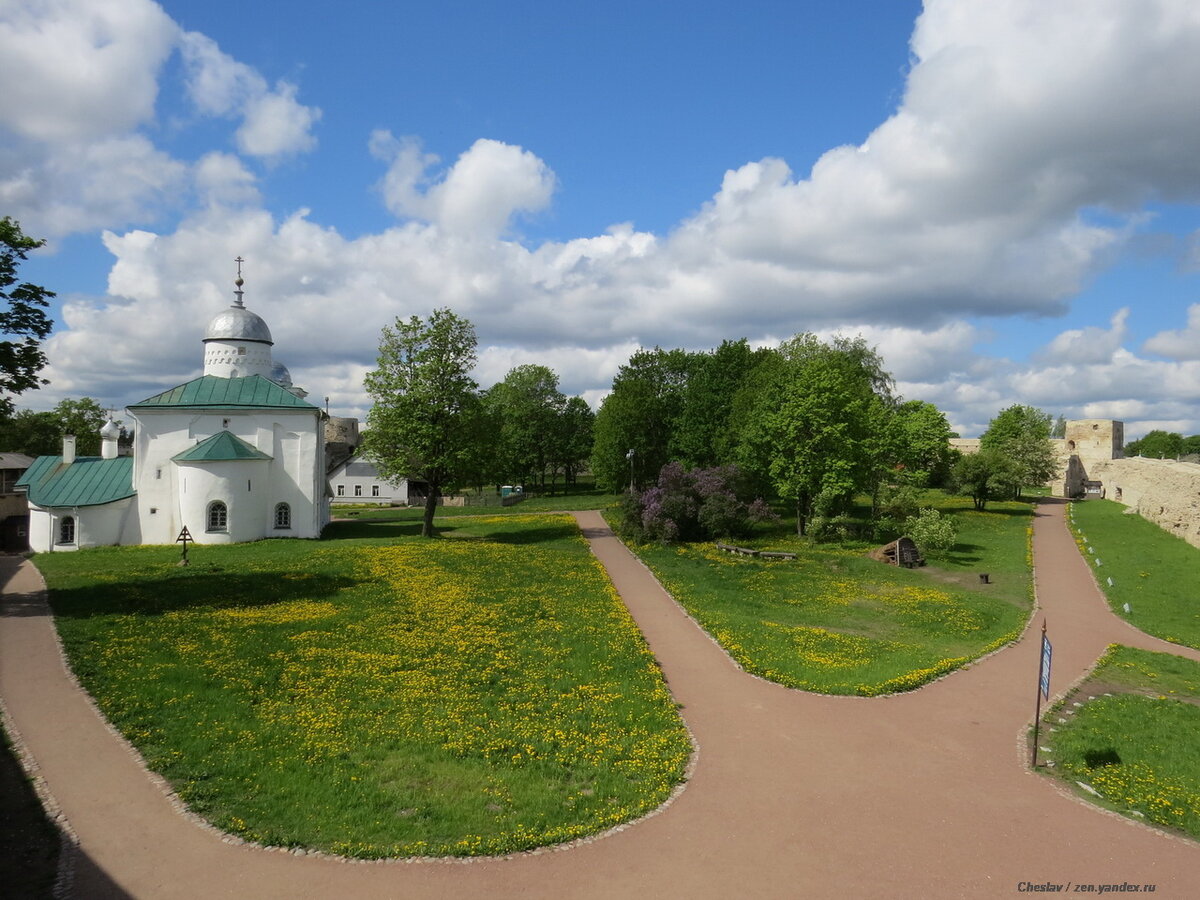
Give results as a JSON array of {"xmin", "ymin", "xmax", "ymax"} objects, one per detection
[{"xmin": 4, "ymin": 0, "xmax": 1200, "ymax": 439}]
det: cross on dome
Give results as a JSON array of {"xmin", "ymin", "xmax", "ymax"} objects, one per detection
[{"xmin": 233, "ymin": 256, "xmax": 246, "ymax": 309}]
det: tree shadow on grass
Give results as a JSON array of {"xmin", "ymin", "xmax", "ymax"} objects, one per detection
[
  {"xmin": 451, "ymin": 522, "xmax": 582, "ymax": 547},
  {"xmin": 944, "ymin": 542, "xmax": 986, "ymax": 564},
  {"xmin": 322, "ymin": 519, "xmax": 424, "ymax": 541},
  {"xmin": 48, "ymin": 571, "xmax": 357, "ymax": 619},
  {"xmin": 968, "ymin": 506, "xmax": 1041, "ymax": 517},
  {"xmin": 325, "ymin": 515, "xmax": 583, "ymax": 548}
]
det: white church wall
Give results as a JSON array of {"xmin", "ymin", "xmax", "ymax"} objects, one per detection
[
  {"xmin": 27, "ymin": 498, "xmax": 136, "ymax": 552},
  {"xmin": 26, "ymin": 507, "xmax": 58, "ymax": 553},
  {"xmin": 130, "ymin": 408, "xmax": 325, "ymax": 543},
  {"xmin": 266, "ymin": 417, "xmax": 324, "ymax": 538},
  {"xmin": 176, "ymin": 458, "xmax": 272, "ymax": 544},
  {"xmin": 80, "ymin": 498, "xmax": 137, "ymax": 549},
  {"xmin": 132, "ymin": 411, "xmax": 197, "ymax": 544}
]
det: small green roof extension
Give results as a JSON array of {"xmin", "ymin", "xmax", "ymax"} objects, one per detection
[
  {"xmin": 16, "ymin": 456, "xmax": 135, "ymax": 509},
  {"xmin": 129, "ymin": 375, "xmax": 316, "ymax": 410},
  {"xmin": 173, "ymin": 431, "xmax": 272, "ymax": 462}
]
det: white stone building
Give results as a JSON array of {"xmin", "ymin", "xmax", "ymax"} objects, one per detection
[
  {"xmin": 328, "ymin": 455, "xmax": 409, "ymax": 505},
  {"xmin": 18, "ymin": 277, "xmax": 329, "ymax": 551}
]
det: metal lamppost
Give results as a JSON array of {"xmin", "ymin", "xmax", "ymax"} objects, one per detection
[{"xmin": 626, "ymin": 448, "xmax": 635, "ymax": 493}]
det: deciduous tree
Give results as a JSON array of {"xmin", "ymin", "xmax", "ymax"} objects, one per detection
[
  {"xmin": 980, "ymin": 404, "xmax": 1058, "ymax": 499},
  {"xmin": 591, "ymin": 347, "xmax": 696, "ymax": 491},
  {"xmin": 672, "ymin": 339, "xmax": 766, "ymax": 468},
  {"xmin": 1125, "ymin": 430, "xmax": 1183, "ymax": 459},
  {"xmin": 0, "ymin": 217, "xmax": 54, "ymax": 416},
  {"xmin": 53, "ymin": 397, "xmax": 108, "ymax": 455},
  {"xmin": 950, "ymin": 449, "xmax": 1021, "ymax": 510},
  {"xmin": 363, "ymin": 309, "xmax": 484, "ymax": 537},
  {"xmin": 742, "ymin": 334, "xmax": 895, "ymax": 535},
  {"xmin": 486, "ymin": 364, "xmax": 565, "ymax": 490},
  {"xmin": 0, "ymin": 397, "xmax": 109, "ymax": 456},
  {"xmin": 554, "ymin": 395, "xmax": 594, "ymax": 489},
  {"xmin": 895, "ymin": 400, "xmax": 955, "ymax": 486},
  {"xmin": 0, "ymin": 409, "xmax": 58, "ymax": 456}
]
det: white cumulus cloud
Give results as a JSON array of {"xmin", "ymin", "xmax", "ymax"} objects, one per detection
[
  {"xmin": 180, "ymin": 31, "xmax": 321, "ymax": 160},
  {"xmin": 0, "ymin": 0, "xmax": 178, "ymax": 142},
  {"xmin": 372, "ymin": 133, "xmax": 556, "ymax": 237},
  {"xmin": 20, "ymin": 0, "xmax": 1200, "ymax": 442},
  {"xmin": 1036, "ymin": 308, "xmax": 1130, "ymax": 365},
  {"xmin": 1143, "ymin": 303, "xmax": 1200, "ymax": 360}
]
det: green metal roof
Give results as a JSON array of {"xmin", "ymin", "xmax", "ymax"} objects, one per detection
[
  {"xmin": 129, "ymin": 375, "xmax": 317, "ymax": 410},
  {"xmin": 172, "ymin": 431, "xmax": 272, "ymax": 462},
  {"xmin": 15, "ymin": 456, "xmax": 135, "ymax": 508}
]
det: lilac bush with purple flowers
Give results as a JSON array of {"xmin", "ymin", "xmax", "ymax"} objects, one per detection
[{"xmin": 620, "ymin": 462, "xmax": 778, "ymax": 543}]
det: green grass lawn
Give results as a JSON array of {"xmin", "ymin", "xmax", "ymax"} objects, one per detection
[
  {"xmin": 33, "ymin": 515, "xmax": 690, "ymax": 858},
  {"xmin": 617, "ymin": 493, "xmax": 1034, "ymax": 695},
  {"xmin": 1067, "ymin": 499, "xmax": 1200, "ymax": 649},
  {"xmin": 1038, "ymin": 646, "xmax": 1200, "ymax": 840}
]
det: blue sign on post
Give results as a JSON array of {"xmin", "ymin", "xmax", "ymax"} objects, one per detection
[{"xmin": 1039, "ymin": 633, "xmax": 1052, "ymax": 700}]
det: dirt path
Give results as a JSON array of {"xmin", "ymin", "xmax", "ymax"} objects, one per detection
[{"xmin": 1, "ymin": 499, "xmax": 1197, "ymax": 898}]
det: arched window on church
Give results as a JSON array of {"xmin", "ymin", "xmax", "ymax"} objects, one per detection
[
  {"xmin": 207, "ymin": 501, "xmax": 228, "ymax": 532},
  {"xmin": 59, "ymin": 516, "xmax": 75, "ymax": 545},
  {"xmin": 274, "ymin": 502, "xmax": 291, "ymax": 530}
]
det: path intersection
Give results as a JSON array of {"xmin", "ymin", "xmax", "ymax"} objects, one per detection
[{"xmin": 1, "ymin": 500, "xmax": 1197, "ymax": 898}]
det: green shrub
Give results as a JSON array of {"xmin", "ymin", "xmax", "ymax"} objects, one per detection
[{"xmin": 904, "ymin": 507, "xmax": 958, "ymax": 556}]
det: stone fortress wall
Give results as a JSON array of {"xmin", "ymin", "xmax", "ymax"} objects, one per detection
[
  {"xmin": 1084, "ymin": 456, "xmax": 1200, "ymax": 549},
  {"xmin": 1050, "ymin": 419, "xmax": 1200, "ymax": 549},
  {"xmin": 954, "ymin": 418, "xmax": 1200, "ymax": 549}
]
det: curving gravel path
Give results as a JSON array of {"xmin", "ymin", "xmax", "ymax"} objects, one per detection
[{"xmin": 1, "ymin": 499, "xmax": 1198, "ymax": 898}]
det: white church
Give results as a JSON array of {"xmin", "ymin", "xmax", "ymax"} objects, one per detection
[{"xmin": 17, "ymin": 272, "xmax": 330, "ymax": 552}]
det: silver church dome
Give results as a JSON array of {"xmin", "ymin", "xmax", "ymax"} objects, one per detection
[
  {"xmin": 203, "ymin": 303, "xmax": 273, "ymax": 345},
  {"xmin": 268, "ymin": 361, "xmax": 293, "ymax": 387}
]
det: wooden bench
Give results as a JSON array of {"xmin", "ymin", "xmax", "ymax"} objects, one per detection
[{"xmin": 715, "ymin": 543, "xmax": 796, "ymax": 560}]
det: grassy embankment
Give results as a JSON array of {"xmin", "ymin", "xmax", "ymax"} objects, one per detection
[
  {"xmin": 34, "ymin": 514, "xmax": 690, "ymax": 858},
  {"xmin": 1037, "ymin": 646, "xmax": 1200, "ymax": 840},
  {"xmin": 618, "ymin": 492, "xmax": 1035, "ymax": 695},
  {"xmin": 1066, "ymin": 498, "xmax": 1200, "ymax": 649}
]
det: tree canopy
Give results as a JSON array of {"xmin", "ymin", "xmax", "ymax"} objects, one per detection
[
  {"xmin": 484, "ymin": 364, "xmax": 593, "ymax": 494},
  {"xmin": 950, "ymin": 449, "xmax": 1021, "ymax": 510},
  {"xmin": 1125, "ymin": 430, "xmax": 1184, "ymax": 459},
  {"xmin": 739, "ymin": 334, "xmax": 897, "ymax": 534},
  {"xmin": 979, "ymin": 404, "xmax": 1058, "ymax": 498},
  {"xmin": 486, "ymin": 364, "xmax": 565, "ymax": 490},
  {"xmin": 671, "ymin": 339, "xmax": 768, "ymax": 468},
  {"xmin": 0, "ymin": 217, "xmax": 55, "ymax": 417},
  {"xmin": 363, "ymin": 309, "xmax": 484, "ymax": 537},
  {"xmin": 894, "ymin": 400, "xmax": 955, "ymax": 487},
  {"xmin": 591, "ymin": 347, "xmax": 695, "ymax": 491},
  {"xmin": 0, "ymin": 397, "xmax": 109, "ymax": 456},
  {"xmin": 590, "ymin": 332, "xmax": 962, "ymax": 536}
]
